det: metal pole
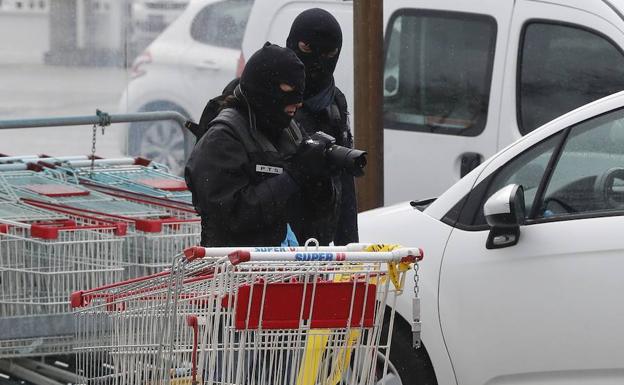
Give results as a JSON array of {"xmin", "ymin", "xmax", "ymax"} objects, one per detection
[
  {"xmin": 354, "ymin": 0, "xmax": 384, "ymax": 211},
  {"xmin": 0, "ymin": 360, "xmax": 63, "ymax": 385},
  {"xmin": 16, "ymin": 359, "xmax": 86, "ymax": 384},
  {"xmin": 0, "ymin": 110, "xmax": 187, "ymax": 130}
]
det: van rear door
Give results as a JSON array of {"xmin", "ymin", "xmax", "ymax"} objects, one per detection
[
  {"xmin": 497, "ymin": 0, "xmax": 624, "ymax": 148},
  {"xmin": 382, "ymin": 0, "xmax": 513, "ymax": 204}
]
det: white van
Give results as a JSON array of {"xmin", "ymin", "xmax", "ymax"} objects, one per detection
[{"xmin": 241, "ymin": 0, "xmax": 624, "ymax": 205}]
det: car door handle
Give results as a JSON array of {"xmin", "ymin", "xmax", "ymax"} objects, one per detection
[
  {"xmin": 460, "ymin": 152, "xmax": 483, "ymax": 178},
  {"xmin": 195, "ymin": 61, "xmax": 220, "ymax": 70}
]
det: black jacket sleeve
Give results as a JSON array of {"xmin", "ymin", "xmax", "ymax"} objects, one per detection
[{"xmin": 185, "ymin": 124, "xmax": 299, "ymax": 235}]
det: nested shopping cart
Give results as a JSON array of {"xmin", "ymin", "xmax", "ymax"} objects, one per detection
[
  {"xmin": 42, "ymin": 157, "xmax": 193, "ymax": 204},
  {"xmin": 25, "ymin": 198, "xmax": 201, "ymax": 278},
  {"xmin": 0, "ymin": 198, "xmax": 126, "ymax": 358},
  {"xmin": 71, "ymin": 243, "xmax": 423, "ymax": 385},
  {"xmin": 0, "ymin": 169, "xmax": 170, "ymax": 218},
  {"xmin": 0, "ymin": 169, "xmax": 200, "ymax": 277}
]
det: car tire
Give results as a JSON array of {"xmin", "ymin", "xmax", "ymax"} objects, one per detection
[
  {"xmin": 380, "ymin": 310, "xmax": 438, "ymax": 385},
  {"xmin": 127, "ymin": 101, "xmax": 193, "ymax": 175}
]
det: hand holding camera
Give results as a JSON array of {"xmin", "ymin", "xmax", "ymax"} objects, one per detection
[
  {"xmin": 286, "ymin": 136, "xmax": 328, "ymax": 185},
  {"xmin": 286, "ymin": 132, "xmax": 367, "ymax": 185}
]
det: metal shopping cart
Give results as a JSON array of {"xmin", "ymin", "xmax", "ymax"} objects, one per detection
[
  {"xmin": 25, "ymin": 198, "xmax": 201, "ymax": 278},
  {"xmin": 0, "ymin": 155, "xmax": 196, "ymax": 212},
  {"xmin": 0, "ymin": 169, "xmax": 200, "ymax": 278},
  {"xmin": 0, "ymin": 169, "xmax": 169, "ymax": 218},
  {"xmin": 71, "ymin": 243, "xmax": 423, "ymax": 385},
  {"xmin": 0, "ymin": 199, "xmax": 126, "ymax": 358},
  {"xmin": 42, "ymin": 157, "xmax": 193, "ymax": 204}
]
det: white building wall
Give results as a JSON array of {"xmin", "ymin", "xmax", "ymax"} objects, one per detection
[{"xmin": 0, "ymin": 0, "xmax": 50, "ymax": 64}]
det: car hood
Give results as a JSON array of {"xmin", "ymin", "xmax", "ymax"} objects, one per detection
[
  {"xmin": 357, "ymin": 200, "xmax": 454, "ymax": 342},
  {"xmin": 358, "ymin": 200, "xmax": 450, "ymax": 252}
]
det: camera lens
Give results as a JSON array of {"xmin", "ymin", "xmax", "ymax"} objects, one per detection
[{"xmin": 326, "ymin": 145, "xmax": 367, "ymax": 177}]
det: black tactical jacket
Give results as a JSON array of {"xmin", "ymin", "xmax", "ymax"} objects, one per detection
[
  {"xmin": 185, "ymin": 108, "xmax": 305, "ymax": 246},
  {"xmin": 185, "ymin": 108, "xmax": 335, "ymax": 247}
]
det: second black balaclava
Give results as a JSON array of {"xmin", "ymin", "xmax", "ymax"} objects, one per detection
[
  {"xmin": 286, "ymin": 8, "xmax": 342, "ymax": 98},
  {"xmin": 240, "ymin": 42, "xmax": 305, "ymax": 138}
]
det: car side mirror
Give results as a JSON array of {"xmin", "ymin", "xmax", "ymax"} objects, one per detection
[
  {"xmin": 385, "ymin": 75, "xmax": 397, "ymax": 93},
  {"xmin": 484, "ymin": 184, "xmax": 525, "ymax": 249}
]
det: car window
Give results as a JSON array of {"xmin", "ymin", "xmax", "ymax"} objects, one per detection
[
  {"xmin": 383, "ymin": 10, "xmax": 497, "ymax": 136},
  {"xmin": 537, "ymin": 108, "xmax": 624, "ymax": 218},
  {"xmin": 190, "ymin": 0, "xmax": 253, "ymax": 49},
  {"xmin": 459, "ymin": 133, "xmax": 564, "ymax": 227},
  {"xmin": 518, "ymin": 22, "xmax": 624, "ymax": 135}
]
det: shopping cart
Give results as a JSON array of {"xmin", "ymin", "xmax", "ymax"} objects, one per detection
[
  {"xmin": 0, "ymin": 200, "xmax": 126, "ymax": 358},
  {"xmin": 42, "ymin": 157, "xmax": 192, "ymax": 204},
  {"xmin": 0, "ymin": 169, "xmax": 168, "ymax": 218},
  {"xmin": 24, "ymin": 198, "xmax": 201, "ymax": 278},
  {"xmin": 71, "ymin": 243, "xmax": 423, "ymax": 385},
  {"xmin": 0, "ymin": 169, "xmax": 200, "ymax": 278},
  {"xmin": 0, "ymin": 155, "xmax": 195, "ymax": 213}
]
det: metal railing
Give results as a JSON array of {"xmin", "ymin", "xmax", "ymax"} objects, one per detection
[{"xmin": 0, "ymin": 110, "xmax": 188, "ymax": 130}]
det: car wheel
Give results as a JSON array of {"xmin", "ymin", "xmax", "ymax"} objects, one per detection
[
  {"xmin": 379, "ymin": 310, "xmax": 438, "ymax": 385},
  {"xmin": 127, "ymin": 101, "xmax": 193, "ymax": 175}
]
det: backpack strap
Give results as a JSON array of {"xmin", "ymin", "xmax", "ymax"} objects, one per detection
[
  {"xmin": 334, "ymin": 88, "xmax": 349, "ymax": 128},
  {"xmin": 209, "ymin": 108, "xmax": 279, "ymax": 154}
]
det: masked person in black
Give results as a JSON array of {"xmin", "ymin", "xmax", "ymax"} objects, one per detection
[
  {"xmin": 185, "ymin": 42, "xmax": 331, "ymax": 246},
  {"xmin": 286, "ymin": 8, "xmax": 359, "ymax": 245}
]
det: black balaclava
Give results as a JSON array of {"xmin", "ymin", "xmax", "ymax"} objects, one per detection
[
  {"xmin": 286, "ymin": 8, "xmax": 342, "ymax": 98},
  {"xmin": 239, "ymin": 42, "xmax": 305, "ymax": 138}
]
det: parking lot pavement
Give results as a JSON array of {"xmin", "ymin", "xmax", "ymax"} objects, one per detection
[{"xmin": 0, "ymin": 63, "xmax": 130, "ymax": 158}]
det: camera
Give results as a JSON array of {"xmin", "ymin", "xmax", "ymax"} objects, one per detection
[{"xmin": 308, "ymin": 131, "xmax": 367, "ymax": 177}]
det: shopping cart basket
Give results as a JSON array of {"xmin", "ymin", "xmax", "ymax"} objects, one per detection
[
  {"xmin": 42, "ymin": 157, "xmax": 192, "ymax": 204},
  {"xmin": 0, "ymin": 169, "xmax": 169, "ymax": 218},
  {"xmin": 0, "ymin": 201, "xmax": 126, "ymax": 358},
  {"xmin": 25, "ymin": 198, "xmax": 201, "ymax": 278},
  {"xmin": 71, "ymin": 243, "xmax": 423, "ymax": 385}
]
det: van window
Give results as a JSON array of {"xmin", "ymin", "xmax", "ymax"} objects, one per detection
[
  {"xmin": 519, "ymin": 22, "xmax": 624, "ymax": 135},
  {"xmin": 383, "ymin": 10, "xmax": 497, "ymax": 136},
  {"xmin": 190, "ymin": 0, "xmax": 253, "ymax": 49}
]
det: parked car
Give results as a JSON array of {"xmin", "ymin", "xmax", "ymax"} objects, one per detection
[
  {"xmin": 242, "ymin": 0, "xmax": 624, "ymax": 204},
  {"xmin": 130, "ymin": 0, "xmax": 190, "ymax": 55},
  {"xmin": 358, "ymin": 90, "xmax": 624, "ymax": 384},
  {"xmin": 120, "ymin": 0, "xmax": 253, "ymax": 174}
]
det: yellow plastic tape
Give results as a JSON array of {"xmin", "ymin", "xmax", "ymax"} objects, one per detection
[
  {"xmin": 296, "ymin": 329, "xmax": 330, "ymax": 385},
  {"xmin": 325, "ymin": 330, "xmax": 361, "ymax": 385},
  {"xmin": 364, "ymin": 244, "xmax": 411, "ymax": 290}
]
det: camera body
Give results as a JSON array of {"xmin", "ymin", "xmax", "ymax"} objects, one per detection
[{"xmin": 307, "ymin": 131, "xmax": 367, "ymax": 177}]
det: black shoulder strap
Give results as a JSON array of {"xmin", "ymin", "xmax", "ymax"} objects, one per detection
[
  {"xmin": 209, "ymin": 108, "xmax": 278, "ymax": 153},
  {"xmin": 334, "ymin": 88, "xmax": 349, "ymax": 127}
]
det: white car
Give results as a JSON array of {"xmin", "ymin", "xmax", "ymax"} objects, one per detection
[
  {"xmin": 120, "ymin": 0, "xmax": 253, "ymax": 174},
  {"xmin": 358, "ymin": 91, "xmax": 624, "ymax": 384},
  {"xmin": 130, "ymin": 0, "xmax": 190, "ymax": 52}
]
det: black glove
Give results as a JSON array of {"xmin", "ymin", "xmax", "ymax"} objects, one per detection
[{"xmin": 286, "ymin": 137, "xmax": 328, "ymax": 185}]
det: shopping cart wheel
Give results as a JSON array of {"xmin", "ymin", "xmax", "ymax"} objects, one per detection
[
  {"xmin": 382, "ymin": 310, "xmax": 438, "ymax": 385},
  {"xmin": 127, "ymin": 101, "xmax": 193, "ymax": 175}
]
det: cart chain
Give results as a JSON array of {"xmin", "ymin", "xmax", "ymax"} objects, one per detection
[
  {"xmin": 412, "ymin": 262, "xmax": 422, "ymax": 349},
  {"xmin": 90, "ymin": 123, "xmax": 97, "ymax": 174},
  {"xmin": 90, "ymin": 110, "xmax": 109, "ymax": 174}
]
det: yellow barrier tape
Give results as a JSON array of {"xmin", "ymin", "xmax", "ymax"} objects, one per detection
[
  {"xmin": 296, "ymin": 329, "xmax": 330, "ymax": 385},
  {"xmin": 325, "ymin": 329, "xmax": 361, "ymax": 385},
  {"xmin": 364, "ymin": 244, "xmax": 412, "ymax": 290}
]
